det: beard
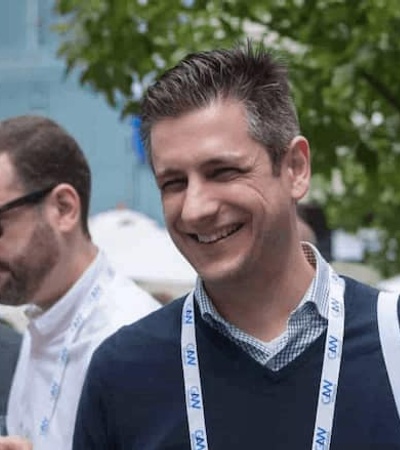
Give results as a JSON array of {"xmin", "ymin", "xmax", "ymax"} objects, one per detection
[{"xmin": 0, "ymin": 219, "xmax": 60, "ymax": 306}]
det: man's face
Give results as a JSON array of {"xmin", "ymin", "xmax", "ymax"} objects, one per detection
[
  {"xmin": 151, "ymin": 99, "xmax": 309, "ymax": 290},
  {"xmin": 0, "ymin": 154, "xmax": 60, "ymax": 306}
]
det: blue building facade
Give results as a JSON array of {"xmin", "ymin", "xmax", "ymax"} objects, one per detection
[{"xmin": 0, "ymin": 0, "xmax": 164, "ymax": 224}]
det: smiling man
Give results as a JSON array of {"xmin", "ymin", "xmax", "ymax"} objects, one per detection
[{"xmin": 73, "ymin": 43, "xmax": 400, "ymax": 450}]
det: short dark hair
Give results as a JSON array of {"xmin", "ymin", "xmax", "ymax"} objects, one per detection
[
  {"xmin": 141, "ymin": 41, "xmax": 300, "ymax": 175},
  {"xmin": 0, "ymin": 115, "xmax": 91, "ymax": 235}
]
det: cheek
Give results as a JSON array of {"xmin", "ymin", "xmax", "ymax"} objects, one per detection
[
  {"xmin": 161, "ymin": 203, "xmax": 174, "ymax": 228},
  {"xmin": 0, "ymin": 237, "xmax": 26, "ymax": 260},
  {"xmin": 162, "ymin": 196, "xmax": 181, "ymax": 223}
]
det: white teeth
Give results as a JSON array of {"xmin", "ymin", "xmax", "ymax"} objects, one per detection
[
  {"xmin": 196, "ymin": 225, "xmax": 240, "ymax": 244},
  {"xmin": 197, "ymin": 234, "xmax": 219, "ymax": 244}
]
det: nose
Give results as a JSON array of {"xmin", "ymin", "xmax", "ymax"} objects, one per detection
[{"xmin": 180, "ymin": 179, "xmax": 219, "ymax": 227}]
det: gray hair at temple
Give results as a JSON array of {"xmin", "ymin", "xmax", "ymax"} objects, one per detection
[{"xmin": 140, "ymin": 40, "xmax": 300, "ymax": 175}]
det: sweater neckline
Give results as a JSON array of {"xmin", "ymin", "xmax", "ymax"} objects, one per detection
[{"xmin": 194, "ymin": 299, "xmax": 327, "ymax": 381}]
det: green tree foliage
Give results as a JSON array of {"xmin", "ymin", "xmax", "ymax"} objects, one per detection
[{"xmin": 55, "ymin": 0, "xmax": 400, "ymax": 276}]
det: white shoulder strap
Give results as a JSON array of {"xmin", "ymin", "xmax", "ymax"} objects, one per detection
[{"xmin": 377, "ymin": 290, "xmax": 400, "ymax": 420}]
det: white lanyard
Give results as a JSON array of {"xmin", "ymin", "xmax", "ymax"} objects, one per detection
[
  {"xmin": 19, "ymin": 263, "xmax": 115, "ymax": 439},
  {"xmin": 181, "ymin": 269, "xmax": 345, "ymax": 450},
  {"xmin": 181, "ymin": 294, "xmax": 209, "ymax": 450},
  {"xmin": 311, "ymin": 270, "xmax": 345, "ymax": 450}
]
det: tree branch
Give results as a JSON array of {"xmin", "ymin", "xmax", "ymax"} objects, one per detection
[{"xmin": 358, "ymin": 69, "xmax": 400, "ymax": 113}]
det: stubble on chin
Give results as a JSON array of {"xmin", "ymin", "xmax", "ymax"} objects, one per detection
[{"xmin": 0, "ymin": 220, "xmax": 60, "ymax": 307}]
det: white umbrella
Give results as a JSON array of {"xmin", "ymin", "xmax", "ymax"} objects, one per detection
[{"xmin": 89, "ymin": 209, "xmax": 197, "ymax": 289}]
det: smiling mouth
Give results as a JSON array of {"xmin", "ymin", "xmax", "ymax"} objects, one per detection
[{"xmin": 190, "ymin": 224, "xmax": 243, "ymax": 244}]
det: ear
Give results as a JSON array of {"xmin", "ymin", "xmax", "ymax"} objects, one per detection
[
  {"xmin": 47, "ymin": 183, "xmax": 81, "ymax": 233},
  {"xmin": 285, "ymin": 136, "xmax": 311, "ymax": 201}
]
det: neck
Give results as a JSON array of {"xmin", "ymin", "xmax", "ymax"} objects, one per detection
[
  {"xmin": 36, "ymin": 241, "xmax": 98, "ymax": 310},
  {"xmin": 204, "ymin": 246, "xmax": 315, "ymax": 342}
]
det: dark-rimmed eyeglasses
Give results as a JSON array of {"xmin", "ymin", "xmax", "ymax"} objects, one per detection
[{"xmin": 0, "ymin": 185, "xmax": 57, "ymax": 217}]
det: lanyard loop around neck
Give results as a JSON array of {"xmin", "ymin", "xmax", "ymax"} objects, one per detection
[{"xmin": 181, "ymin": 270, "xmax": 345, "ymax": 450}]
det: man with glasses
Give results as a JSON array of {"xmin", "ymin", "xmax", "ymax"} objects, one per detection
[{"xmin": 0, "ymin": 115, "xmax": 160, "ymax": 450}]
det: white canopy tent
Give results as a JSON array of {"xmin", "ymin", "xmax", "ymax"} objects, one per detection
[
  {"xmin": 89, "ymin": 209, "xmax": 197, "ymax": 298},
  {"xmin": 377, "ymin": 276, "xmax": 400, "ymax": 292}
]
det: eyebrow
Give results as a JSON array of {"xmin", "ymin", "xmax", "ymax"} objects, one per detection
[
  {"xmin": 202, "ymin": 156, "xmax": 243, "ymax": 166},
  {"xmin": 155, "ymin": 154, "xmax": 245, "ymax": 179},
  {"xmin": 155, "ymin": 168, "xmax": 184, "ymax": 180}
]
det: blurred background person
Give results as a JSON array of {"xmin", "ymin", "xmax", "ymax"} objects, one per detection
[{"xmin": 0, "ymin": 115, "xmax": 160, "ymax": 450}]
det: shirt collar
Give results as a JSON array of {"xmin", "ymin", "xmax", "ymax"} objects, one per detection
[{"xmin": 194, "ymin": 242, "xmax": 330, "ymax": 327}]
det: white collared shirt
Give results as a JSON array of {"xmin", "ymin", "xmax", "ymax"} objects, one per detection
[{"xmin": 7, "ymin": 251, "xmax": 160, "ymax": 450}]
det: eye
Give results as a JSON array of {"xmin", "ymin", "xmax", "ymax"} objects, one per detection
[
  {"xmin": 160, "ymin": 178, "xmax": 187, "ymax": 193},
  {"xmin": 212, "ymin": 167, "xmax": 241, "ymax": 180}
]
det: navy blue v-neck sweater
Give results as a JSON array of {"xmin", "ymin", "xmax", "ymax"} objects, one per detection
[{"xmin": 73, "ymin": 277, "xmax": 400, "ymax": 450}]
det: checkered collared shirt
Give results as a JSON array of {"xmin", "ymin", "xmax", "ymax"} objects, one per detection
[{"xmin": 194, "ymin": 243, "xmax": 330, "ymax": 371}]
